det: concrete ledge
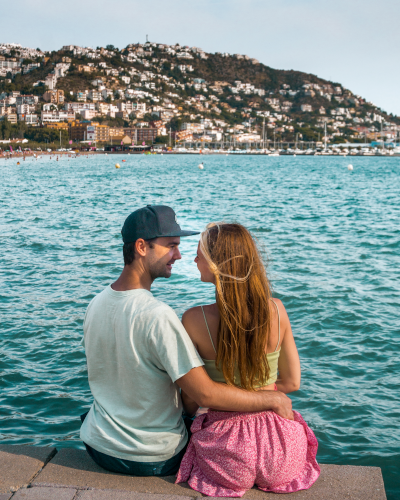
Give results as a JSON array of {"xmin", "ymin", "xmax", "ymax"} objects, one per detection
[
  {"xmin": 76, "ymin": 490, "xmax": 196, "ymax": 500},
  {"xmin": 0, "ymin": 494, "xmax": 13, "ymax": 500},
  {"xmin": 32, "ymin": 447, "xmax": 386, "ymax": 499},
  {"xmin": 12, "ymin": 487, "xmax": 77, "ymax": 500},
  {"xmin": 0, "ymin": 445, "xmax": 56, "ymax": 495},
  {"xmin": 0, "ymin": 445, "xmax": 387, "ymax": 499},
  {"xmin": 33, "ymin": 448, "xmax": 198, "ymax": 497}
]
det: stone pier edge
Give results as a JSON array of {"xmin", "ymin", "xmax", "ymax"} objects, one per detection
[{"xmin": 0, "ymin": 444, "xmax": 387, "ymax": 500}]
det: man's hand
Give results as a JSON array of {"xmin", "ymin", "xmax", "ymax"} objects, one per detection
[{"xmin": 265, "ymin": 391, "xmax": 294, "ymax": 420}]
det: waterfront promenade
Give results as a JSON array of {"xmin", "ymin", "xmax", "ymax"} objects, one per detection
[{"xmin": 0, "ymin": 444, "xmax": 386, "ymax": 500}]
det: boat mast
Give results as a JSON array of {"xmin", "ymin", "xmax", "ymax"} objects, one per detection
[{"xmin": 262, "ymin": 117, "xmax": 265, "ymax": 150}]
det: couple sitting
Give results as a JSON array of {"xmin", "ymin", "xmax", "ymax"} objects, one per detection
[{"xmin": 80, "ymin": 205, "xmax": 320, "ymax": 497}]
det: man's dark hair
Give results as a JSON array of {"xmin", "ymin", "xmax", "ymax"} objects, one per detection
[{"xmin": 123, "ymin": 239, "xmax": 156, "ymax": 266}]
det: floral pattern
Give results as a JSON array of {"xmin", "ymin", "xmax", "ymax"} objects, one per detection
[{"xmin": 176, "ymin": 409, "xmax": 320, "ymax": 497}]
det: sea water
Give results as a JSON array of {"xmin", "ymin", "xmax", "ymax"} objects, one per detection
[{"xmin": 1, "ymin": 154, "xmax": 399, "ymax": 498}]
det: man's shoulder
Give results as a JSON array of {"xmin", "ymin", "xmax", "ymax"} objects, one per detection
[
  {"xmin": 86, "ymin": 286, "xmax": 109, "ymax": 311},
  {"xmin": 144, "ymin": 296, "xmax": 179, "ymax": 323}
]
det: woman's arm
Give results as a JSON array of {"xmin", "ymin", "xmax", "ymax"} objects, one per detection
[{"xmin": 275, "ymin": 302, "xmax": 301, "ymax": 394}]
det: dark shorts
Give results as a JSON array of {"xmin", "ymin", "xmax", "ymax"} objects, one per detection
[{"xmin": 80, "ymin": 412, "xmax": 193, "ymax": 476}]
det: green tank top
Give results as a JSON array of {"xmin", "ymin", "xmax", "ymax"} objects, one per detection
[{"xmin": 200, "ymin": 300, "xmax": 281, "ymax": 388}]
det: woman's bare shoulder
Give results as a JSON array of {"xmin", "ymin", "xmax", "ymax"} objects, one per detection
[
  {"xmin": 271, "ymin": 298, "xmax": 288, "ymax": 317},
  {"xmin": 182, "ymin": 306, "xmax": 205, "ymax": 339},
  {"xmin": 271, "ymin": 298, "xmax": 291, "ymax": 334},
  {"xmin": 182, "ymin": 306, "xmax": 204, "ymax": 324}
]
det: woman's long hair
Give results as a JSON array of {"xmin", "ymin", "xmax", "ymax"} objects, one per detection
[{"xmin": 200, "ymin": 222, "xmax": 272, "ymax": 391}]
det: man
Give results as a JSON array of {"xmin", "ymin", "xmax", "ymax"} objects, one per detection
[{"xmin": 80, "ymin": 205, "xmax": 293, "ymax": 476}]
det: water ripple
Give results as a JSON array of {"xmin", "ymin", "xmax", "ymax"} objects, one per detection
[{"xmin": 0, "ymin": 155, "xmax": 399, "ymax": 498}]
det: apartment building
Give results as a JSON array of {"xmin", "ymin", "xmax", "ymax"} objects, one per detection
[
  {"xmin": 45, "ymin": 122, "xmax": 69, "ymax": 131},
  {"xmin": 17, "ymin": 104, "xmax": 36, "ymax": 115},
  {"xmin": 23, "ymin": 114, "xmax": 39, "ymax": 125},
  {"xmin": 77, "ymin": 65, "xmax": 96, "ymax": 73},
  {"xmin": 41, "ymin": 110, "xmax": 75, "ymax": 122},
  {"xmin": 123, "ymin": 127, "xmax": 157, "ymax": 143},
  {"xmin": 43, "ymin": 90, "xmax": 65, "ymax": 105},
  {"xmin": 0, "ymin": 57, "xmax": 20, "ymax": 70},
  {"xmin": 69, "ymin": 121, "xmax": 110, "ymax": 142},
  {"xmin": 181, "ymin": 122, "xmax": 204, "ymax": 132},
  {"xmin": 87, "ymin": 90, "xmax": 102, "ymax": 102},
  {"xmin": 16, "ymin": 95, "xmax": 39, "ymax": 105},
  {"xmin": 69, "ymin": 121, "xmax": 90, "ymax": 141},
  {"xmin": 109, "ymin": 127, "xmax": 125, "ymax": 140},
  {"xmin": 92, "ymin": 124, "xmax": 109, "ymax": 141},
  {"xmin": 65, "ymin": 102, "xmax": 95, "ymax": 112},
  {"xmin": 1, "ymin": 113, "xmax": 17, "ymax": 123},
  {"xmin": 45, "ymin": 75, "xmax": 57, "ymax": 90},
  {"xmin": 78, "ymin": 109, "xmax": 98, "ymax": 120},
  {"xmin": 75, "ymin": 91, "xmax": 87, "ymax": 102}
]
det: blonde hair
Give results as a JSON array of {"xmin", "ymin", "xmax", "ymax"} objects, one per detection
[{"xmin": 200, "ymin": 222, "xmax": 272, "ymax": 391}]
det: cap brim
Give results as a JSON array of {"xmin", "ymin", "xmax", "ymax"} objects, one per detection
[{"xmin": 159, "ymin": 230, "xmax": 200, "ymax": 237}]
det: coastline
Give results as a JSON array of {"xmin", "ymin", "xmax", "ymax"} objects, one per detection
[{"xmin": 1, "ymin": 150, "xmax": 400, "ymax": 157}]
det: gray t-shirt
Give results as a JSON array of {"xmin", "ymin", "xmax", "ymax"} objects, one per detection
[{"xmin": 80, "ymin": 285, "xmax": 204, "ymax": 462}]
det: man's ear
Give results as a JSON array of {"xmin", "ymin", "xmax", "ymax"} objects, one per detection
[{"xmin": 135, "ymin": 238, "xmax": 147, "ymax": 257}]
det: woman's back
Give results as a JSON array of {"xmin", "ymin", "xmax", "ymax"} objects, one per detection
[{"xmin": 182, "ymin": 297, "xmax": 300, "ymax": 393}]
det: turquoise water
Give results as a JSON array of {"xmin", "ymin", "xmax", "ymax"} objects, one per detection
[{"xmin": 1, "ymin": 154, "xmax": 399, "ymax": 498}]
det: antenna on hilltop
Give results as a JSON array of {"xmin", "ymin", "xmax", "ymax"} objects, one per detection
[{"xmin": 146, "ymin": 34, "xmax": 148, "ymax": 43}]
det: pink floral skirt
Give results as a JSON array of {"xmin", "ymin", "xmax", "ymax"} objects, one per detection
[{"xmin": 175, "ymin": 409, "xmax": 320, "ymax": 497}]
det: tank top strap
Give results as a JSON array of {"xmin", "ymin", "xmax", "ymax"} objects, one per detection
[
  {"xmin": 271, "ymin": 299, "xmax": 280, "ymax": 352},
  {"xmin": 201, "ymin": 305, "xmax": 217, "ymax": 354}
]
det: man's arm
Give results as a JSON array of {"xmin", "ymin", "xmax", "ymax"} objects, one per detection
[
  {"xmin": 176, "ymin": 366, "xmax": 294, "ymax": 420},
  {"xmin": 180, "ymin": 389, "xmax": 199, "ymax": 417}
]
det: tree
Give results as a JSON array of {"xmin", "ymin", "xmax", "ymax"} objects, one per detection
[
  {"xmin": 24, "ymin": 127, "xmax": 68, "ymax": 143},
  {"xmin": 169, "ymin": 116, "xmax": 182, "ymax": 132}
]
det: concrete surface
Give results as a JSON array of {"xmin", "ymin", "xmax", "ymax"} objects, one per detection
[
  {"xmin": 76, "ymin": 490, "xmax": 196, "ymax": 500},
  {"xmin": 32, "ymin": 448, "xmax": 196, "ymax": 497},
  {"xmin": 32, "ymin": 447, "xmax": 387, "ymax": 499},
  {"xmin": 12, "ymin": 487, "xmax": 77, "ymax": 500},
  {"xmin": 0, "ymin": 445, "xmax": 56, "ymax": 495}
]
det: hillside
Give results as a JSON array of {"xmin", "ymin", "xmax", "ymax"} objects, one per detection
[{"xmin": 0, "ymin": 41, "xmax": 398, "ymax": 145}]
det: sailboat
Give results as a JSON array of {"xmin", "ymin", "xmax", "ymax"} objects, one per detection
[
  {"xmin": 320, "ymin": 122, "xmax": 331, "ymax": 155},
  {"xmin": 376, "ymin": 121, "xmax": 387, "ymax": 155}
]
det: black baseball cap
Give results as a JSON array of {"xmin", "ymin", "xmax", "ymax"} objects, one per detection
[{"xmin": 121, "ymin": 205, "xmax": 200, "ymax": 244}]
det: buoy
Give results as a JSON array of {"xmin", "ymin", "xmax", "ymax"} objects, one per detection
[
  {"xmin": 122, "ymin": 160, "xmax": 127, "ymax": 162},
  {"xmin": 348, "ymin": 164, "xmax": 353, "ymax": 171},
  {"xmin": 198, "ymin": 162, "xmax": 204, "ymax": 170},
  {"xmin": 17, "ymin": 162, "xmax": 20, "ymax": 165},
  {"xmin": 115, "ymin": 163, "xmax": 121, "ymax": 169}
]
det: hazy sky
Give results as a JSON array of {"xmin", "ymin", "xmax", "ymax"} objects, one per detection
[{"xmin": 3, "ymin": 0, "xmax": 400, "ymax": 115}]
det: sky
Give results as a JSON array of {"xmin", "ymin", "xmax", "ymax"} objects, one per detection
[{"xmin": 3, "ymin": 0, "xmax": 400, "ymax": 115}]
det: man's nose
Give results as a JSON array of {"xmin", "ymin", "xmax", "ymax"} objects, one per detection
[{"xmin": 174, "ymin": 248, "xmax": 182, "ymax": 260}]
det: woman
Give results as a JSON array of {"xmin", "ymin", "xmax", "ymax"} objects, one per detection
[{"xmin": 175, "ymin": 222, "xmax": 320, "ymax": 497}]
